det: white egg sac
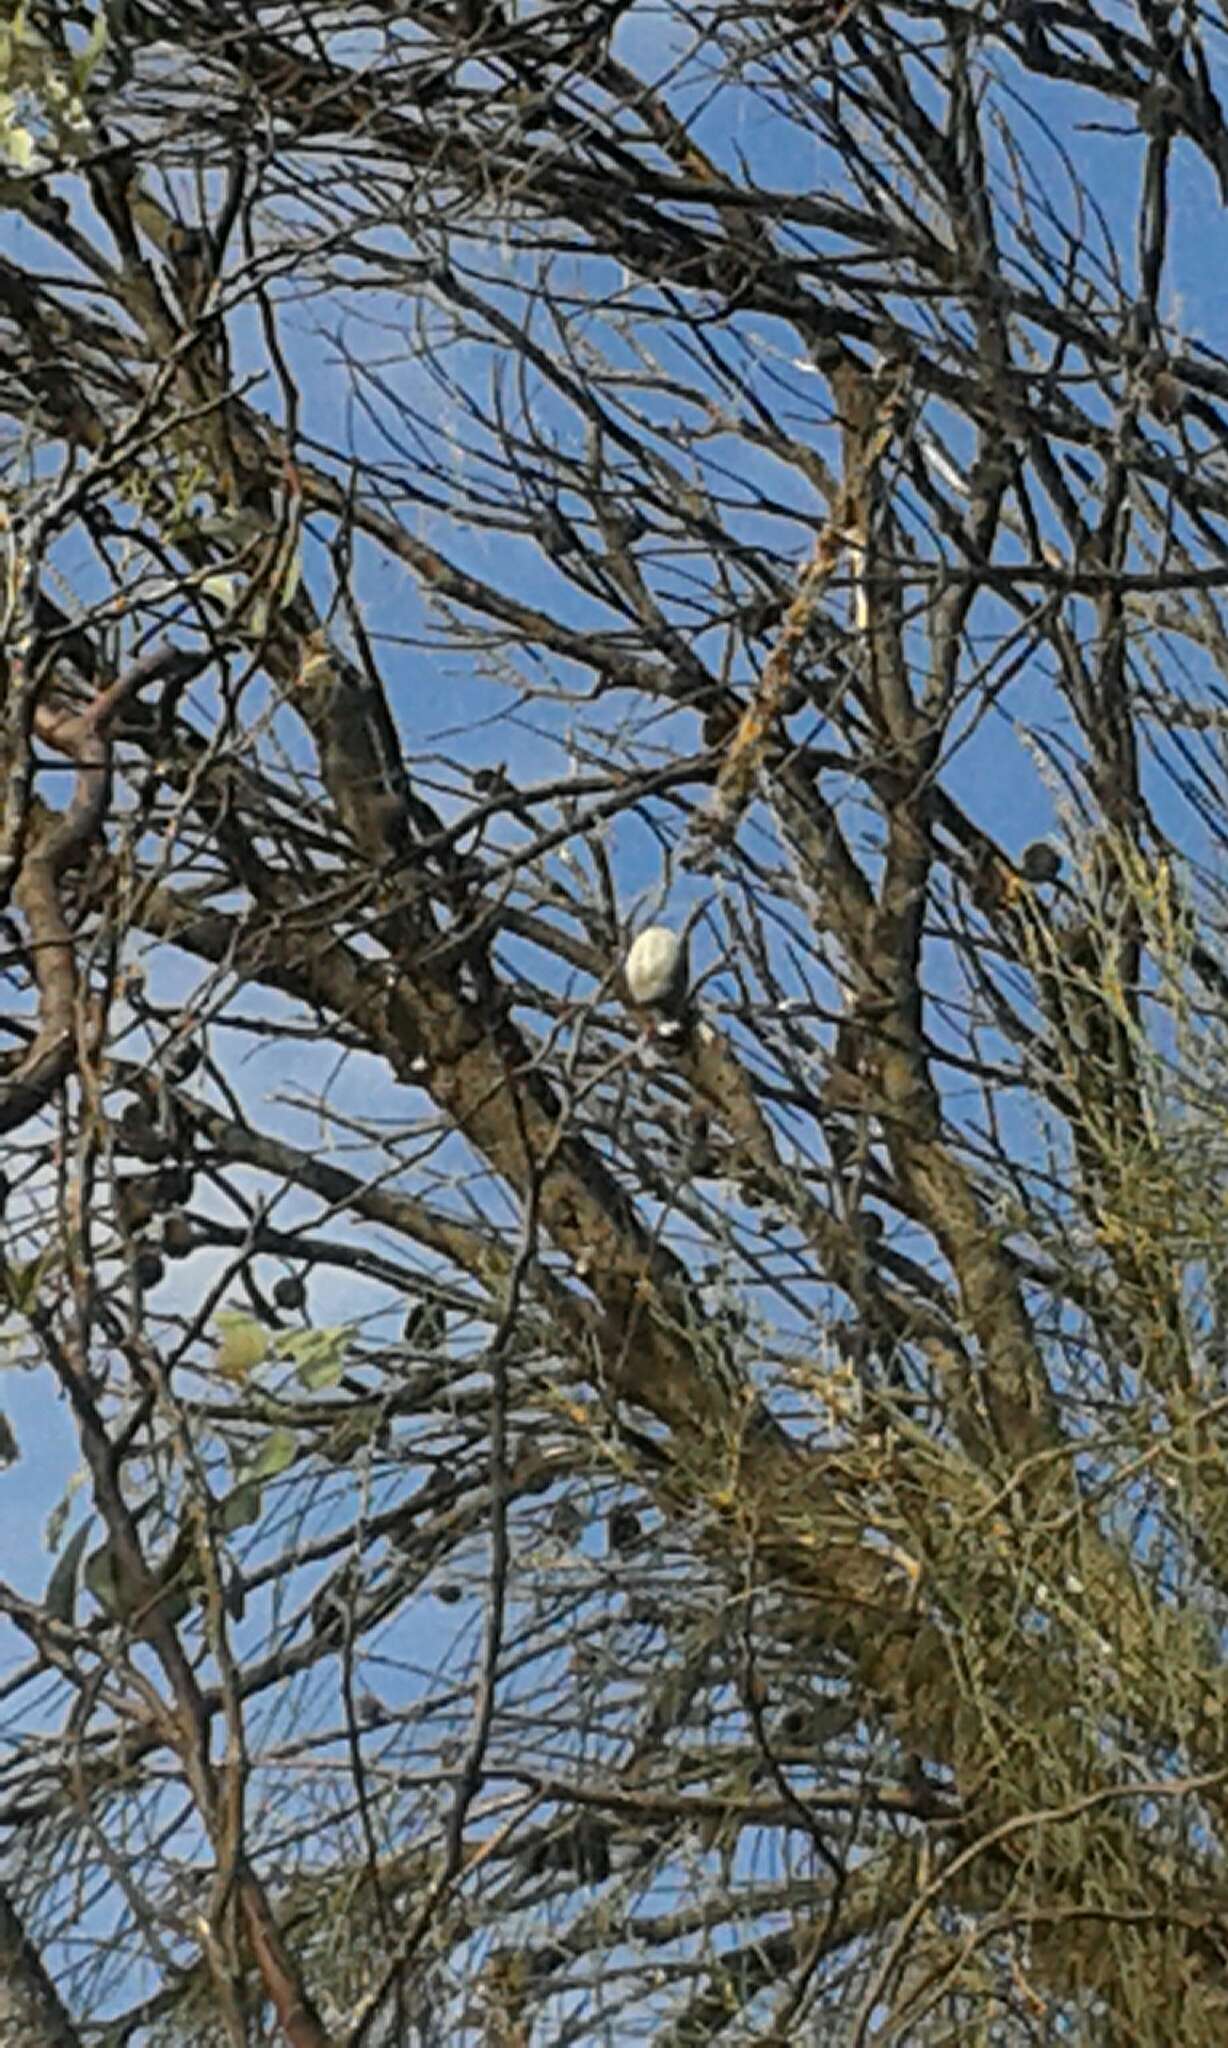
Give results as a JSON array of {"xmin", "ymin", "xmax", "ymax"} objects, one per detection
[{"xmin": 624, "ymin": 926, "xmax": 688, "ymax": 1010}]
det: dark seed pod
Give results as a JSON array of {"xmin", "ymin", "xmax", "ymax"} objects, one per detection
[
  {"xmin": 1020, "ymin": 841, "xmax": 1062, "ymax": 884},
  {"xmin": 1146, "ymin": 366, "xmax": 1185, "ymax": 423},
  {"xmin": 402, "ymin": 1300, "xmax": 447, "ymax": 1346},
  {"xmin": 117, "ymin": 1178, "xmax": 159, "ymax": 1234},
  {"xmin": 550, "ymin": 1498, "xmax": 585, "ymax": 1543},
  {"xmin": 608, "ymin": 1505, "xmax": 643, "ymax": 1555},
  {"xmin": 161, "ymin": 1212, "xmax": 194, "ymax": 1258},
  {"xmin": 117, "ymin": 1103, "xmax": 174, "ymax": 1161},
  {"xmin": 702, "ymin": 698, "xmax": 739, "ymax": 748},
  {"xmin": 571, "ymin": 1817, "xmax": 612, "ymax": 1883},
  {"xmin": 519, "ymin": 1457, "xmax": 553, "ymax": 1496},
  {"xmin": 163, "ymin": 1038, "xmax": 202, "ymax": 1083},
  {"xmin": 741, "ymin": 594, "xmax": 785, "ymax": 638},
  {"xmin": 273, "ymin": 1274, "xmax": 307, "ymax": 1311},
  {"xmin": 533, "ymin": 504, "xmax": 581, "ymax": 557},
  {"xmin": 134, "ymin": 1251, "xmax": 166, "ymax": 1290},
  {"xmin": 154, "ymin": 1164, "xmax": 195, "ymax": 1207}
]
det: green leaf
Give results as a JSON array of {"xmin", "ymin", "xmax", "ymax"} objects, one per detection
[
  {"xmin": 44, "ymin": 1519, "xmax": 93, "ymax": 1626},
  {"xmin": 247, "ymin": 1426, "xmax": 297, "ymax": 1481},
  {"xmin": 218, "ymin": 1480, "xmax": 263, "ymax": 1532},
  {"xmin": 85, "ymin": 1532, "xmax": 201, "ymax": 1635},
  {"xmin": 320, "ymin": 1408, "xmax": 380, "ymax": 1466},
  {"xmin": 276, "ymin": 1324, "xmax": 350, "ymax": 1391},
  {"xmin": 154, "ymin": 1584, "xmax": 192, "ymax": 1632},
  {"xmin": 3, "ymin": 1252, "xmax": 54, "ymax": 1315},
  {"xmin": 44, "ymin": 1468, "xmax": 87, "ymax": 1553},
  {"xmin": 83, "ymin": 1541, "xmax": 124, "ymax": 1619},
  {"xmin": 3, "ymin": 121, "xmax": 36, "ymax": 171},
  {"xmin": 214, "ymin": 1311, "xmax": 269, "ymax": 1383},
  {"xmin": 198, "ymin": 507, "xmax": 267, "ymax": 548}
]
